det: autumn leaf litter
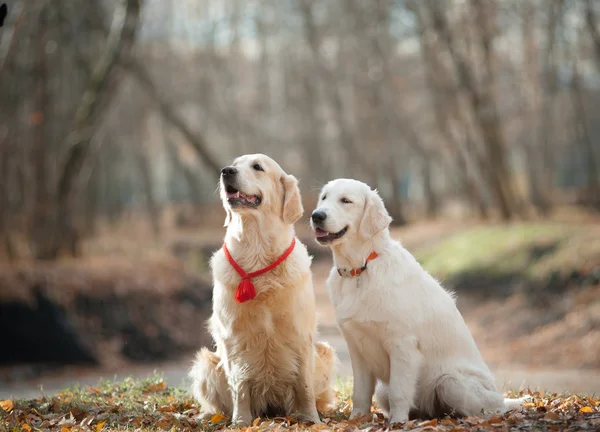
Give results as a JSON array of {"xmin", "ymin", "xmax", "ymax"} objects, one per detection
[{"xmin": 1, "ymin": 375, "xmax": 599, "ymax": 431}]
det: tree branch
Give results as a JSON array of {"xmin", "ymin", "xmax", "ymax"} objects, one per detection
[{"xmin": 122, "ymin": 58, "xmax": 221, "ymax": 176}]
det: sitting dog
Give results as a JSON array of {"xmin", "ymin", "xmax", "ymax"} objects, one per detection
[
  {"xmin": 189, "ymin": 154, "xmax": 336, "ymax": 425},
  {"xmin": 310, "ymin": 178, "xmax": 524, "ymax": 423}
]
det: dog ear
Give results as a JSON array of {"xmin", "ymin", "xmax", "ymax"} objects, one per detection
[
  {"xmin": 359, "ymin": 189, "xmax": 392, "ymax": 237},
  {"xmin": 281, "ymin": 174, "xmax": 303, "ymax": 224}
]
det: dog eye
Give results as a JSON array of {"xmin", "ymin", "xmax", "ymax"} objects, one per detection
[
  {"xmin": 341, "ymin": 197, "xmax": 352, "ymax": 204},
  {"xmin": 252, "ymin": 164, "xmax": 263, "ymax": 171},
  {"xmin": 321, "ymin": 194, "xmax": 327, "ymax": 201}
]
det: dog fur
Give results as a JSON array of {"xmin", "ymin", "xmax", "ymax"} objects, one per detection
[
  {"xmin": 311, "ymin": 178, "xmax": 525, "ymax": 423},
  {"xmin": 189, "ymin": 154, "xmax": 336, "ymax": 426}
]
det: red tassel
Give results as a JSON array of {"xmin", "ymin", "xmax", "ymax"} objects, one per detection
[{"xmin": 235, "ymin": 278, "xmax": 256, "ymax": 303}]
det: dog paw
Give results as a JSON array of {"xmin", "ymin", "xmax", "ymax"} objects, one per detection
[
  {"xmin": 197, "ymin": 411, "xmax": 214, "ymax": 421},
  {"xmin": 349, "ymin": 409, "xmax": 370, "ymax": 419},
  {"xmin": 231, "ymin": 417, "xmax": 251, "ymax": 427},
  {"xmin": 388, "ymin": 414, "xmax": 409, "ymax": 425},
  {"xmin": 293, "ymin": 412, "xmax": 322, "ymax": 424}
]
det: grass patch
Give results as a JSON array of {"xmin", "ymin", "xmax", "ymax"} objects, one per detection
[
  {"xmin": 414, "ymin": 222, "xmax": 600, "ymax": 296},
  {"xmin": 1, "ymin": 375, "xmax": 599, "ymax": 431},
  {"xmin": 415, "ymin": 223, "xmax": 571, "ymax": 280}
]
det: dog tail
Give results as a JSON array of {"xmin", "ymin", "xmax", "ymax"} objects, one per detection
[{"xmin": 314, "ymin": 341, "xmax": 338, "ymax": 413}]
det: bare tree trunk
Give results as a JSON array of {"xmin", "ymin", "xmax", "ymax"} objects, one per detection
[
  {"xmin": 425, "ymin": 0, "xmax": 520, "ymax": 219},
  {"xmin": 521, "ymin": 2, "xmax": 552, "ymax": 216},
  {"xmin": 0, "ymin": 132, "xmax": 16, "ymax": 259},
  {"xmin": 421, "ymin": 157, "xmax": 439, "ymax": 218},
  {"xmin": 462, "ymin": 123, "xmax": 490, "ymax": 219},
  {"xmin": 571, "ymin": 59, "xmax": 599, "ymax": 191},
  {"xmin": 164, "ymin": 130, "xmax": 202, "ymax": 204},
  {"xmin": 30, "ymin": 5, "xmax": 54, "ymax": 259},
  {"xmin": 537, "ymin": 0, "xmax": 564, "ymax": 211},
  {"xmin": 585, "ymin": 0, "xmax": 600, "ymax": 64},
  {"xmin": 48, "ymin": 0, "xmax": 142, "ymax": 259},
  {"xmin": 409, "ymin": 0, "xmax": 488, "ymax": 219},
  {"xmin": 297, "ymin": 0, "xmax": 359, "ymax": 173},
  {"xmin": 0, "ymin": 0, "xmax": 44, "ymax": 80},
  {"xmin": 387, "ymin": 156, "xmax": 408, "ymax": 226},
  {"xmin": 300, "ymin": 70, "xmax": 327, "ymax": 182},
  {"xmin": 133, "ymin": 141, "xmax": 161, "ymax": 236}
]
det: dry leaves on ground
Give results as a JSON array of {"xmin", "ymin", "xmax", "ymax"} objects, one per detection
[{"xmin": 1, "ymin": 377, "xmax": 599, "ymax": 431}]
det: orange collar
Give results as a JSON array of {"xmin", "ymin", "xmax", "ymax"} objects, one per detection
[{"xmin": 337, "ymin": 252, "xmax": 378, "ymax": 277}]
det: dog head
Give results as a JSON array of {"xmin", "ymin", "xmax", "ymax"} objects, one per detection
[
  {"xmin": 311, "ymin": 179, "xmax": 391, "ymax": 245},
  {"xmin": 221, "ymin": 154, "xmax": 303, "ymax": 226}
]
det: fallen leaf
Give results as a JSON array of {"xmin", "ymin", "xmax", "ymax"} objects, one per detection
[
  {"xmin": 579, "ymin": 406, "xmax": 594, "ymax": 413},
  {"xmin": 487, "ymin": 415, "xmax": 503, "ymax": 424},
  {"xmin": 0, "ymin": 399, "xmax": 14, "ymax": 413},
  {"xmin": 156, "ymin": 419, "xmax": 172, "ymax": 429},
  {"xmin": 70, "ymin": 407, "xmax": 85, "ymax": 421},
  {"xmin": 95, "ymin": 420, "xmax": 107, "ymax": 431},
  {"xmin": 130, "ymin": 417, "xmax": 144, "ymax": 427},
  {"xmin": 544, "ymin": 411, "xmax": 560, "ymax": 421},
  {"xmin": 353, "ymin": 414, "xmax": 373, "ymax": 424},
  {"xmin": 159, "ymin": 405, "xmax": 176, "ymax": 413},
  {"xmin": 419, "ymin": 418, "xmax": 438, "ymax": 427},
  {"xmin": 465, "ymin": 416, "xmax": 483, "ymax": 425},
  {"xmin": 144, "ymin": 381, "xmax": 167, "ymax": 393},
  {"xmin": 22, "ymin": 424, "xmax": 32, "ymax": 432},
  {"xmin": 62, "ymin": 427, "xmax": 71, "ymax": 432},
  {"xmin": 441, "ymin": 418, "xmax": 459, "ymax": 426},
  {"xmin": 211, "ymin": 413, "xmax": 227, "ymax": 423},
  {"xmin": 253, "ymin": 417, "xmax": 262, "ymax": 426}
]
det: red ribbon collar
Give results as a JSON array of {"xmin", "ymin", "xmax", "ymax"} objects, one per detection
[{"xmin": 222, "ymin": 237, "xmax": 296, "ymax": 303}]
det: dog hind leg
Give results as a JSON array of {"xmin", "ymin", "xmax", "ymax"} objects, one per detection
[{"xmin": 374, "ymin": 381, "xmax": 390, "ymax": 418}]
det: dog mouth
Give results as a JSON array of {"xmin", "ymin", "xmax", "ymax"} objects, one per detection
[
  {"xmin": 225, "ymin": 185, "xmax": 262, "ymax": 208},
  {"xmin": 314, "ymin": 226, "xmax": 348, "ymax": 244}
]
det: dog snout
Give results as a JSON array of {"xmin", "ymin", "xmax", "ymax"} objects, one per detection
[
  {"xmin": 311, "ymin": 210, "xmax": 327, "ymax": 225},
  {"xmin": 221, "ymin": 166, "xmax": 238, "ymax": 177}
]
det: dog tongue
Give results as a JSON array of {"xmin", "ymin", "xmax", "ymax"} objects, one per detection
[
  {"xmin": 226, "ymin": 191, "xmax": 240, "ymax": 199},
  {"xmin": 315, "ymin": 228, "xmax": 329, "ymax": 238}
]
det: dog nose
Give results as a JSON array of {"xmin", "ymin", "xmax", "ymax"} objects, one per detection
[
  {"xmin": 311, "ymin": 210, "xmax": 327, "ymax": 224},
  {"xmin": 221, "ymin": 166, "xmax": 237, "ymax": 177}
]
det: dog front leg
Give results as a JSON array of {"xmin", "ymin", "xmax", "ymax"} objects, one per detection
[
  {"xmin": 230, "ymin": 376, "xmax": 253, "ymax": 426},
  {"xmin": 296, "ymin": 348, "xmax": 321, "ymax": 424},
  {"xmin": 346, "ymin": 337, "xmax": 375, "ymax": 419},
  {"xmin": 387, "ymin": 337, "xmax": 422, "ymax": 424}
]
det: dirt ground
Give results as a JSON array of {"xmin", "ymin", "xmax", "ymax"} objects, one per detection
[
  {"xmin": 2, "ymin": 256, "xmax": 599, "ymax": 400},
  {"xmin": 1, "ymin": 218, "xmax": 599, "ymax": 399}
]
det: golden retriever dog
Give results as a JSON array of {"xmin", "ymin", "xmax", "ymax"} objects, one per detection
[
  {"xmin": 310, "ymin": 179, "xmax": 526, "ymax": 423},
  {"xmin": 189, "ymin": 154, "xmax": 336, "ymax": 426}
]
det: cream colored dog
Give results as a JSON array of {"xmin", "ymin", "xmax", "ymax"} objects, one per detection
[
  {"xmin": 311, "ymin": 179, "xmax": 525, "ymax": 423},
  {"xmin": 189, "ymin": 154, "xmax": 336, "ymax": 426}
]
